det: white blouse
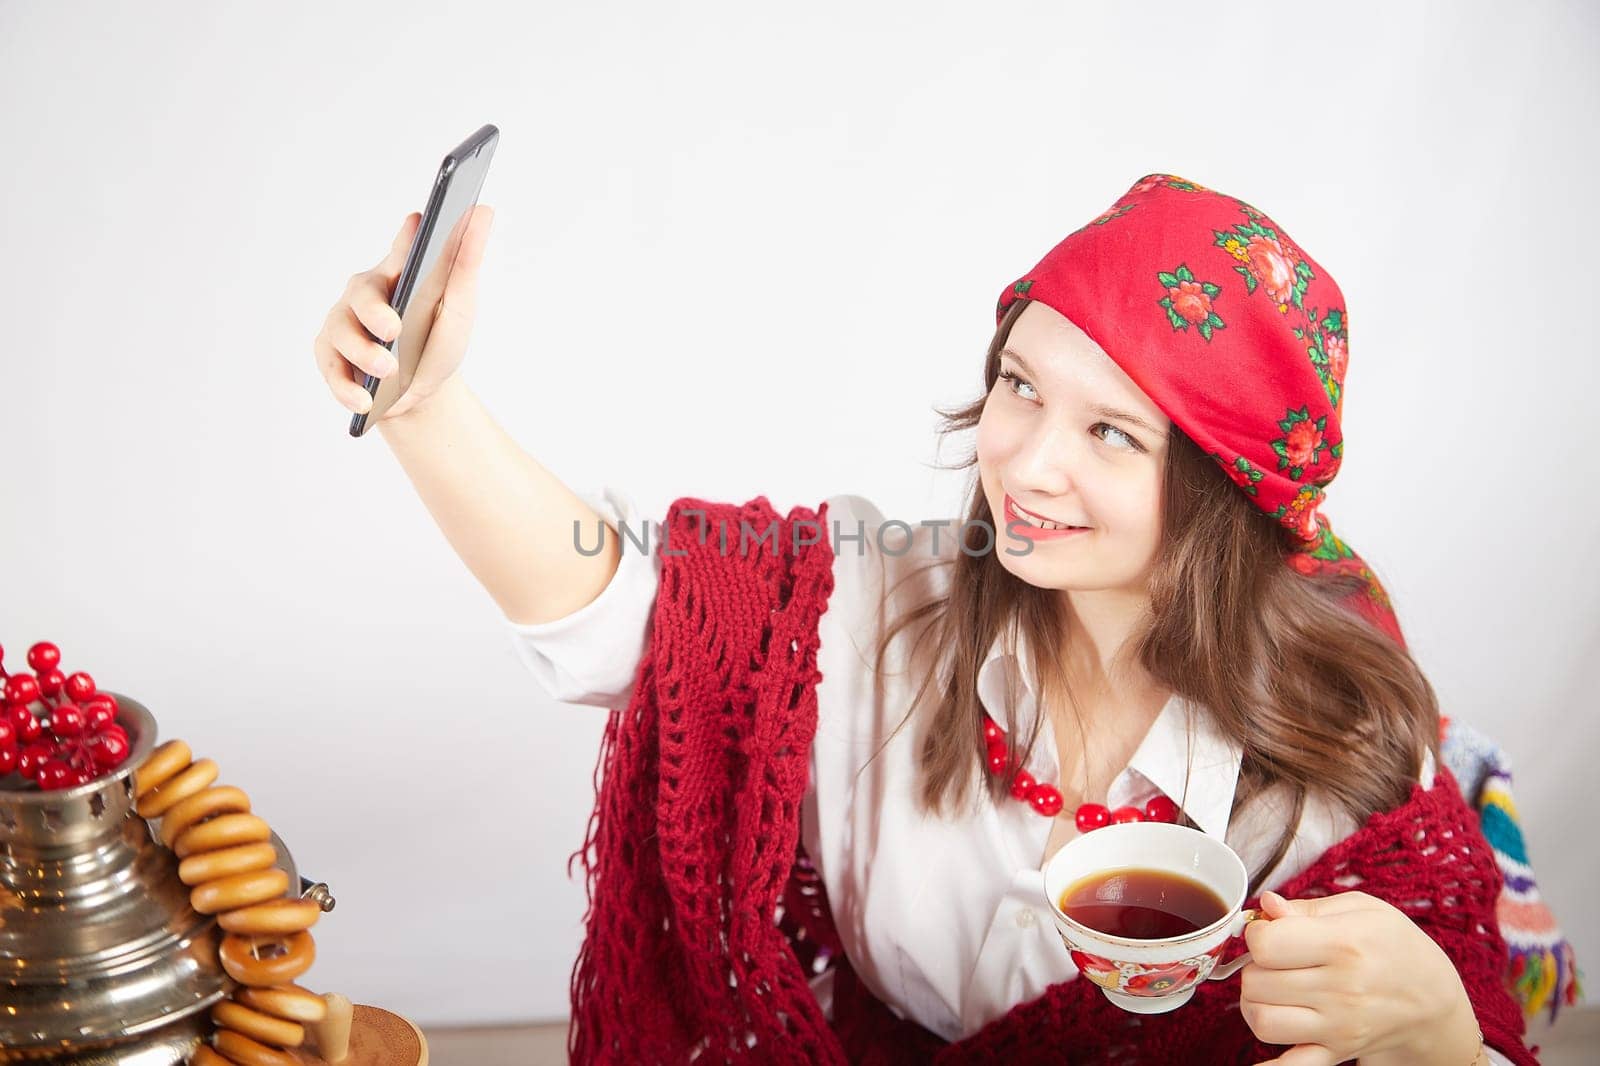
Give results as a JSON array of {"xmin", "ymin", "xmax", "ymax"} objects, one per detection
[{"xmin": 505, "ymin": 489, "xmax": 1508, "ymax": 1059}]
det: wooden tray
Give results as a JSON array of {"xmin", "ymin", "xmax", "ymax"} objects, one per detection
[{"xmin": 288, "ymin": 1005, "xmax": 427, "ymax": 1066}]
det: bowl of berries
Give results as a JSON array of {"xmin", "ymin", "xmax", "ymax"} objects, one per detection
[{"xmin": 2, "ymin": 642, "xmax": 137, "ymax": 793}]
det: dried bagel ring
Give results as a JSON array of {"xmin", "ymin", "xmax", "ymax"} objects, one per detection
[
  {"xmin": 160, "ymin": 784, "xmax": 251, "ymax": 848},
  {"xmin": 135, "ymin": 757, "xmax": 218, "ymax": 819},
  {"xmin": 132, "ymin": 739, "xmax": 192, "ymax": 799},
  {"xmin": 213, "ymin": 1028, "xmax": 297, "ymax": 1066},
  {"xmin": 218, "ymin": 897, "xmax": 322, "ymax": 936},
  {"xmin": 135, "ymin": 758, "xmax": 218, "ymax": 818},
  {"xmin": 191, "ymin": 1046, "xmax": 234, "ymax": 1066},
  {"xmin": 211, "ymin": 999, "xmax": 305, "ymax": 1048},
  {"xmin": 219, "ymin": 931, "xmax": 316, "ymax": 986},
  {"xmin": 178, "ymin": 842, "xmax": 278, "ymax": 887},
  {"xmin": 175, "ymin": 813, "xmax": 272, "ymax": 859},
  {"xmin": 191, "ymin": 867, "xmax": 289, "ymax": 915},
  {"xmin": 235, "ymin": 984, "xmax": 328, "ymax": 1024}
]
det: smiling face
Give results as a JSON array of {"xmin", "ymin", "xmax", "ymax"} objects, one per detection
[{"xmin": 977, "ymin": 301, "xmax": 1173, "ymax": 595}]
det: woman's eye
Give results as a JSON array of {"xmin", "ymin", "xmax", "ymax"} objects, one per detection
[
  {"xmin": 997, "ymin": 368, "xmax": 1037, "ymax": 401},
  {"xmin": 998, "ymin": 369, "xmax": 1144, "ymax": 452},
  {"xmin": 1093, "ymin": 423, "xmax": 1140, "ymax": 451}
]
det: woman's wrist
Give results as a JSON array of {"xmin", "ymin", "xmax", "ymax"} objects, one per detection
[
  {"xmin": 1361, "ymin": 993, "xmax": 1484, "ymax": 1066},
  {"xmin": 375, "ymin": 372, "xmax": 467, "ymax": 439}
]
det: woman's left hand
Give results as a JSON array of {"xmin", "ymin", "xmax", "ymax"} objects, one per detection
[{"xmin": 1238, "ymin": 890, "xmax": 1486, "ymax": 1065}]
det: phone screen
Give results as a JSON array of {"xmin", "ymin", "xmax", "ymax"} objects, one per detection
[{"xmin": 350, "ymin": 123, "xmax": 498, "ymax": 436}]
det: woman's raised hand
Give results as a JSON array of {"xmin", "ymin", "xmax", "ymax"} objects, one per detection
[{"xmin": 312, "ymin": 204, "xmax": 495, "ymax": 423}]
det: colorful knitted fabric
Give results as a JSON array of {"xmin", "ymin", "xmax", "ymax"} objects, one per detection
[
  {"xmin": 995, "ymin": 172, "xmax": 1405, "ymax": 650},
  {"xmin": 568, "ymin": 496, "xmax": 1537, "ymax": 1065},
  {"xmin": 1440, "ymin": 715, "xmax": 1584, "ymax": 1023}
]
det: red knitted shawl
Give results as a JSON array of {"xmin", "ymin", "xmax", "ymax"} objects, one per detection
[{"xmin": 567, "ymin": 497, "xmax": 1536, "ymax": 1065}]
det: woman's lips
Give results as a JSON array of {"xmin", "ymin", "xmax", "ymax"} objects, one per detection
[{"xmin": 1004, "ymin": 495, "xmax": 1091, "ymax": 541}]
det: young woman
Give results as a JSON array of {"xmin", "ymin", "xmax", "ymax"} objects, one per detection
[{"xmin": 314, "ymin": 174, "xmax": 1533, "ymax": 1064}]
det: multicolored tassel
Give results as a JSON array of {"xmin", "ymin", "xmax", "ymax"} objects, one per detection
[{"xmin": 1441, "ymin": 716, "xmax": 1583, "ymax": 1023}]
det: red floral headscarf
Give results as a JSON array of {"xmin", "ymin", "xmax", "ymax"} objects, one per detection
[{"xmin": 996, "ymin": 173, "xmax": 1405, "ymax": 648}]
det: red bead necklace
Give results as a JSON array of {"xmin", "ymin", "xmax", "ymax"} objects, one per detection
[{"xmin": 981, "ymin": 712, "xmax": 1181, "ymax": 832}]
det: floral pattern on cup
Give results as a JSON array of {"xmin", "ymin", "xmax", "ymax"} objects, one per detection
[{"xmin": 1069, "ymin": 946, "xmax": 1224, "ymax": 999}]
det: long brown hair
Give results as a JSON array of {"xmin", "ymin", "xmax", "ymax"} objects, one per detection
[{"xmin": 872, "ymin": 297, "xmax": 1440, "ymax": 892}]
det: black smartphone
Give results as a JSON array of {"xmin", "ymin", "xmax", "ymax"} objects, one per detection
[{"xmin": 349, "ymin": 123, "xmax": 499, "ymax": 436}]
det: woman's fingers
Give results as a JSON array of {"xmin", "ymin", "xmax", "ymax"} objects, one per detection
[
  {"xmin": 377, "ymin": 211, "xmax": 422, "ymax": 280},
  {"xmin": 1245, "ymin": 913, "xmax": 1347, "ymax": 970},
  {"xmin": 1239, "ymin": 998, "xmax": 1328, "ymax": 1049},
  {"xmin": 1240, "ymin": 961, "xmax": 1326, "ymax": 1007},
  {"xmin": 1262, "ymin": 891, "xmax": 1376, "ymax": 919},
  {"xmin": 440, "ymin": 204, "xmax": 493, "ymax": 309},
  {"xmin": 329, "ymin": 303, "xmax": 397, "ymax": 378},
  {"xmin": 313, "ymin": 297, "xmax": 393, "ymax": 415},
  {"xmin": 396, "ymin": 203, "xmax": 490, "ymax": 385},
  {"xmin": 313, "ymin": 328, "xmax": 374, "ymax": 414},
  {"xmin": 1254, "ymin": 1044, "xmax": 1338, "ymax": 1066},
  {"xmin": 348, "ymin": 272, "xmax": 402, "ymax": 348},
  {"xmin": 420, "ymin": 205, "xmax": 492, "ymax": 368},
  {"xmin": 338, "ymin": 212, "xmax": 415, "ymax": 358}
]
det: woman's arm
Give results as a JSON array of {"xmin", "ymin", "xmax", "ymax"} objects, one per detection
[
  {"xmin": 313, "ymin": 208, "xmax": 621, "ymax": 627},
  {"xmin": 375, "ymin": 373, "xmax": 622, "ymax": 626},
  {"xmin": 504, "ymin": 485, "xmax": 660, "ymax": 708}
]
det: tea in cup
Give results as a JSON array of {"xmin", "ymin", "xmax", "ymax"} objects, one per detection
[{"xmin": 1042, "ymin": 820, "xmax": 1259, "ymax": 1014}]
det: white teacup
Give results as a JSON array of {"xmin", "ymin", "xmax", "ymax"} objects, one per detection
[{"xmin": 1043, "ymin": 821, "xmax": 1259, "ymax": 1014}]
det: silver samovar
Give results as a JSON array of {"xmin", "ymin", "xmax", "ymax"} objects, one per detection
[{"xmin": 1, "ymin": 694, "xmax": 334, "ymax": 1064}]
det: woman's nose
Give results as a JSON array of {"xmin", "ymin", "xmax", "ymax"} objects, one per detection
[{"xmin": 1010, "ymin": 420, "xmax": 1080, "ymax": 496}]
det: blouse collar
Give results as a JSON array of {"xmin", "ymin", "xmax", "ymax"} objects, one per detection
[{"xmin": 974, "ymin": 628, "xmax": 1243, "ymax": 838}]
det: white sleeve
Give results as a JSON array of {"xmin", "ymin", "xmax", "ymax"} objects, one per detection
[{"xmin": 502, "ymin": 485, "xmax": 661, "ymax": 708}]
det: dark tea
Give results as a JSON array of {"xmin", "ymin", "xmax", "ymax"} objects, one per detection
[{"xmin": 1059, "ymin": 868, "xmax": 1229, "ymax": 940}]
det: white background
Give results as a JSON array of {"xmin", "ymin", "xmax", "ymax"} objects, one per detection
[{"xmin": 1, "ymin": 0, "xmax": 1595, "ymax": 1029}]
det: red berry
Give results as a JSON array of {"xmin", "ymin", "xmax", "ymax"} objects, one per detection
[
  {"xmin": 1010, "ymin": 768, "xmax": 1037, "ymax": 800},
  {"xmin": 5, "ymin": 674, "xmax": 40, "ymax": 706},
  {"xmin": 26, "ymin": 642, "xmax": 61, "ymax": 673},
  {"xmin": 982, "ymin": 718, "xmax": 1004, "ymax": 745},
  {"xmin": 986, "ymin": 748, "xmax": 1008, "ymax": 774},
  {"xmin": 18, "ymin": 739, "xmax": 58, "ymax": 779},
  {"xmin": 88, "ymin": 731, "xmax": 130, "ymax": 771},
  {"xmin": 50, "ymin": 703, "xmax": 86, "ymax": 738},
  {"xmin": 61, "ymin": 736, "xmax": 92, "ymax": 771},
  {"xmin": 0, "ymin": 718, "xmax": 14, "ymax": 749},
  {"xmin": 64, "ymin": 672, "xmax": 97, "ymax": 702},
  {"xmin": 99, "ymin": 722, "xmax": 129, "ymax": 746},
  {"xmin": 1075, "ymin": 803, "xmax": 1111, "ymax": 833},
  {"xmin": 8, "ymin": 704, "xmax": 43, "ymax": 743},
  {"xmin": 1111, "ymin": 805, "xmax": 1146, "ymax": 824},
  {"xmin": 70, "ymin": 765, "xmax": 96, "ymax": 787},
  {"xmin": 1029, "ymin": 784, "xmax": 1065, "ymax": 817},
  {"xmin": 37, "ymin": 668, "xmax": 66, "ymax": 698},
  {"xmin": 0, "ymin": 745, "xmax": 15, "ymax": 774},
  {"xmin": 36, "ymin": 759, "xmax": 74, "ymax": 791},
  {"xmin": 83, "ymin": 698, "xmax": 117, "ymax": 732},
  {"xmin": 1144, "ymin": 795, "xmax": 1180, "ymax": 823}
]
